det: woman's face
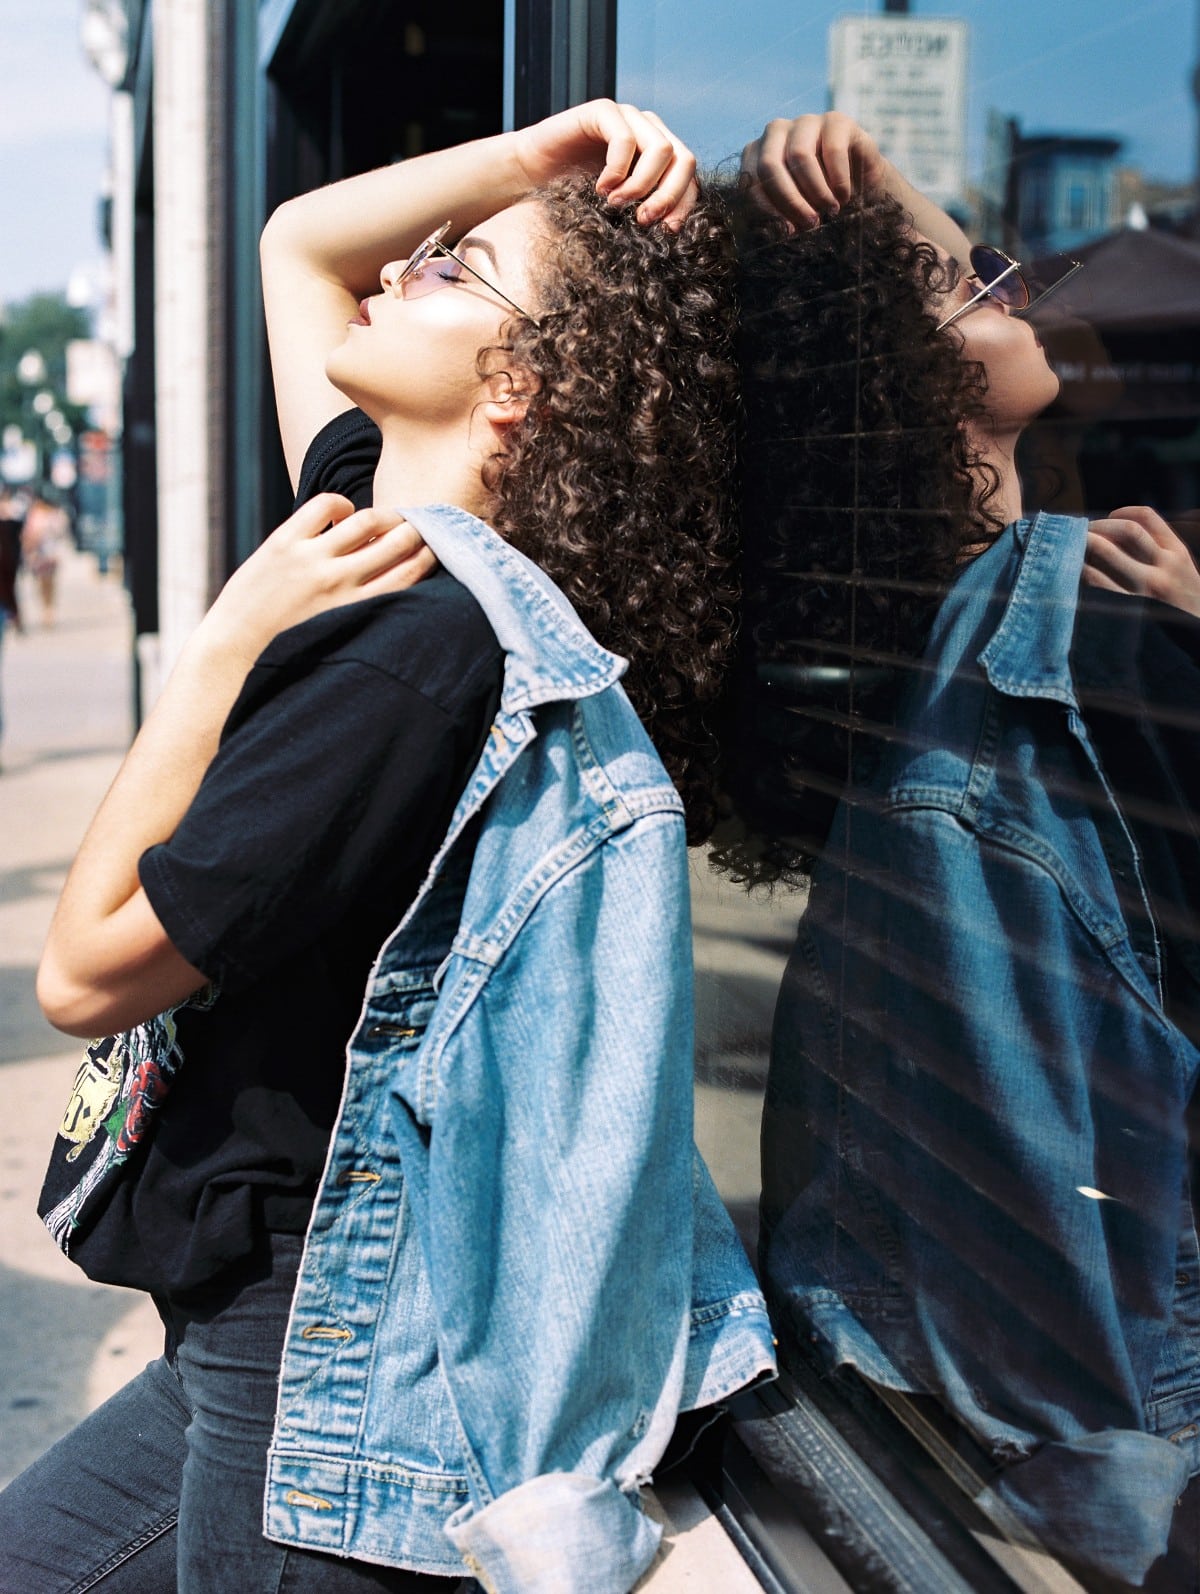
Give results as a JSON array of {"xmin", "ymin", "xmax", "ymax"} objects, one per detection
[
  {"xmin": 326, "ymin": 201, "xmax": 546, "ymax": 425},
  {"xmin": 922, "ymin": 239, "xmax": 1061, "ymax": 432}
]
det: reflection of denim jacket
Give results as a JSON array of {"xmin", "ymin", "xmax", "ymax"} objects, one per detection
[
  {"xmin": 263, "ymin": 505, "xmax": 776, "ymax": 1594},
  {"xmin": 762, "ymin": 514, "xmax": 1200, "ymax": 1586}
]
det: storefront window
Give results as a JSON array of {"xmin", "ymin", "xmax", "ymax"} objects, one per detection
[{"xmin": 619, "ymin": 2, "xmax": 1200, "ymax": 1588}]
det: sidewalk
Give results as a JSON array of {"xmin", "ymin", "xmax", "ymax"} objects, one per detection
[{"xmin": 0, "ymin": 548, "xmax": 161, "ymax": 1489}]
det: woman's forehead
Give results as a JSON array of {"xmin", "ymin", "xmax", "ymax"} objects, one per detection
[
  {"xmin": 461, "ymin": 200, "xmax": 546, "ymax": 257},
  {"xmin": 460, "ymin": 201, "xmax": 548, "ymax": 296}
]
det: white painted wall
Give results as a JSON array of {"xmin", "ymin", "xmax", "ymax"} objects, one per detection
[{"xmin": 152, "ymin": 0, "xmax": 224, "ymax": 685}]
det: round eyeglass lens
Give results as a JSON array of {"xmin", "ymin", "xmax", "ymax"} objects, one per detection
[
  {"xmin": 969, "ymin": 246, "xmax": 1030, "ymax": 310},
  {"xmin": 399, "ymin": 254, "xmax": 463, "ymax": 300},
  {"xmin": 396, "ymin": 223, "xmax": 452, "ymax": 294}
]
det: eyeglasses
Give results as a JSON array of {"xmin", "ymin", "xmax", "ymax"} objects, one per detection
[
  {"xmin": 393, "ymin": 222, "xmax": 540, "ymax": 326},
  {"xmin": 936, "ymin": 244, "xmax": 1084, "ymax": 333},
  {"xmin": 936, "ymin": 245, "xmax": 1029, "ymax": 332}
]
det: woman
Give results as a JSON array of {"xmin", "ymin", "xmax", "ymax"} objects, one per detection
[
  {"xmin": 2, "ymin": 102, "xmax": 774, "ymax": 1594},
  {"xmin": 20, "ymin": 489, "xmax": 67, "ymax": 629},
  {"xmin": 0, "ymin": 484, "xmax": 22, "ymax": 761},
  {"xmin": 735, "ymin": 114, "xmax": 1200, "ymax": 1588}
]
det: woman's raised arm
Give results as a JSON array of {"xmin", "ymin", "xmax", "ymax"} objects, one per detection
[
  {"xmin": 740, "ymin": 111, "xmax": 973, "ymax": 268},
  {"xmin": 259, "ymin": 100, "xmax": 698, "ymax": 489}
]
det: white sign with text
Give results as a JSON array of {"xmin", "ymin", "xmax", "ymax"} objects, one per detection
[{"xmin": 829, "ymin": 15, "xmax": 969, "ymax": 210}]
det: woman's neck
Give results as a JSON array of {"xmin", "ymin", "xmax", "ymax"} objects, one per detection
[
  {"xmin": 371, "ymin": 422, "xmax": 494, "ymax": 521},
  {"xmin": 971, "ymin": 424, "xmax": 1024, "ymax": 528}
]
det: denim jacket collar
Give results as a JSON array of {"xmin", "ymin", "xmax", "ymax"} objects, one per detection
[
  {"xmin": 399, "ymin": 504, "xmax": 627, "ymax": 711},
  {"xmin": 977, "ymin": 512, "xmax": 1087, "ymax": 707}
]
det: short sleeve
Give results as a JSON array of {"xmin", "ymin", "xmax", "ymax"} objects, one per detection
[
  {"xmin": 139, "ymin": 597, "xmax": 501, "ymax": 994},
  {"xmin": 294, "ymin": 408, "xmax": 382, "ymax": 511}
]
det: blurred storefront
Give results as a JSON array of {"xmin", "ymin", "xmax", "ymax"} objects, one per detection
[{"xmin": 94, "ymin": 2, "xmax": 1200, "ymax": 1590}]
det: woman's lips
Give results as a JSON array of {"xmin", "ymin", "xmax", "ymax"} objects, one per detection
[{"xmin": 351, "ymin": 299, "xmax": 372, "ymax": 326}]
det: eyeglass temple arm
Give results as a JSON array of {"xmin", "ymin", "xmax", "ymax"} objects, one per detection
[
  {"xmin": 437, "ymin": 243, "xmax": 540, "ymax": 325},
  {"xmin": 936, "ymin": 257, "xmax": 1023, "ymax": 333},
  {"xmin": 1012, "ymin": 259, "xmax": 1084, "ymax": 318}
]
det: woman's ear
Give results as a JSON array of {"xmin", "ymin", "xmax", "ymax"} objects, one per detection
[{"xmin": 479, "ymin": 370, "xmax": 531, "ymax": 434}]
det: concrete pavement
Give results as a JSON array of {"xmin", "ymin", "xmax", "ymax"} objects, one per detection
[{"xmin": 0, "ymin": 546, "xmax": 161, "ymax": 1490}]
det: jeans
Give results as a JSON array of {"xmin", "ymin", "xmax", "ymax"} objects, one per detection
[{"xmin": 0, "ymin": 1233, "xmax": 471, "ymax": 1593}]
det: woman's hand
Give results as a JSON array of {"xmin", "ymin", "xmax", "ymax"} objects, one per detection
[
  {"xmin": 38, "ymin": 492, "xmax": 437, "ymax": 1036},
  {"xmin": 197, "ymin": 493, "xmax": 437, "ymax": 669},
  {"xmin": 512, "ymin": 99, "xmax": 698, "ymax": 228},
  {"xmin": 1084, "ymin": 505, "xmax": 1200, "ymax": 618},
  {"xmin": 739, "ymin": 110, "xmax": 973, "ymax": 265},
  {"xmin": 740, "ymin": 112, "xmax": 889, "ymax": 230}
]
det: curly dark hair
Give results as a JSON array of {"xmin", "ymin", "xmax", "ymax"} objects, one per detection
[
  {"xmin": 481, "ymin": 177, "xmax": 739, "ymax": 843},
  {"xmin": 714, "ymin": 192, "xmax": 1005, "ymax": 881}
]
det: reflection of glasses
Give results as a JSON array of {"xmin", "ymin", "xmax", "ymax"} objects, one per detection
[
  {"xmin": 393, "ymin": 222, "xmax": 540, "ymax": 326},
  {"xmin": 936, "ymin": 244, "xmax": 1084, "ymax": 333}
]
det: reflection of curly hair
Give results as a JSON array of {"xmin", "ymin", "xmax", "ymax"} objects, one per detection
[
  {"xmin": 481, "ymin": 179, "xmax": 739, "ymax": 844},
  {"xmin": 716, "ymin": 194, "xmax": 1003, "ymax": 880}
]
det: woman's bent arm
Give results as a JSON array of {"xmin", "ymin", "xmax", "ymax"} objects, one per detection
[
  {"xmin": 260, "ymin": 100, "xmax": 699, "ymax": 487},
  {"xmin": 37, "ymin": 497, "xmax": 434, "ymax": 1037}
]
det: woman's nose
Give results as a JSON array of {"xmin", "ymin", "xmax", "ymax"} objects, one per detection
[{"xmin": 380, "ymin": 260, "xmax": 404, "ymax": 293}]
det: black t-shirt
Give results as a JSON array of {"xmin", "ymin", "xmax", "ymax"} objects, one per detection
[{"xmin": 83, "ymin": 409, "xmax": 502, "ymax": 1293}]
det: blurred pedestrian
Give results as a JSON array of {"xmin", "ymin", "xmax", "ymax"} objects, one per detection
[
  {"xmin": 21, "ymin": 488, "xmax": 68, "ymax": 629},
  {"xmin": 0, "ymin": 483, "xmax": 25, "ymax": 765}
]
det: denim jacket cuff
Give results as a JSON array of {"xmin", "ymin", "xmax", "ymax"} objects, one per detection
[{"xmin": 444, "ymin": 1472, "xmax": 661, "ymax": 1594}]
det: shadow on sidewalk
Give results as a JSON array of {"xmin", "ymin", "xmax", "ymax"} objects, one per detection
[{"xmin": 0, "ymin": 1257, "xmax": 152, "ymax": 1488}]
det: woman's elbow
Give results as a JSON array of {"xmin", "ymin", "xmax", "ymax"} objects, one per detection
[{"xmin": 36, "ymin": 952, "xmax": 108, "ymax": 1038}]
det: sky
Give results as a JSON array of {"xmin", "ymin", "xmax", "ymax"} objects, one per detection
[
  {"xmin": 618, "ymin": 0, "xmax": 1197, "ymax": 185},
  {"xmin": 0, "ymin": 1, "xmax": 110, "ymax": 308},
  {"xmin": 0, "ymin": 0, "xmax": 1194, "ymax": 306}
]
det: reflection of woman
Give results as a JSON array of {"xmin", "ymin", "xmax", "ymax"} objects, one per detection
[
  {"xmin": 737, "ymin": 114, "xmax": 1200, "ymax": 1588},
  {"xmin": 1, "ymin": 102, "xmax": 773, "ymax": 1594}
]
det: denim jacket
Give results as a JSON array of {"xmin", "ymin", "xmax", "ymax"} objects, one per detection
[
  {"xmin": 262, "ymin": 504, "xmax": 776, "ymax": 1594},
  {"xmin": 761, "ymin": 514, "xmax": 1200, "ymax": 1585}
]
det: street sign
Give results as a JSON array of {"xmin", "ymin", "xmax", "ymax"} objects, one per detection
[{"xmin": 829, "ymin": 15, "xmax": 969, "ymax": 210}]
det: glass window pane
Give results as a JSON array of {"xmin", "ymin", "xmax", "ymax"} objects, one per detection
[{"xmin": 619, "ymin": 2, "xmax": 1200, "ymax": 1586}]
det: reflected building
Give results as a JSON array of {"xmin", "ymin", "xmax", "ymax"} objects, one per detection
[{"xmin": 1007, "ymin": 127, "xmax": 1124, "ymax": 256}]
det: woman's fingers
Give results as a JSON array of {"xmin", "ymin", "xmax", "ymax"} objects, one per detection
[
  {"xmin": 342, "ymin": 519, "xmax": 436, "ymax": 586},
  {"xmin": 783, "ymin": 117, "xmax": 842, "ymax": 217},
  {"xmin": 318, "ymin": 508, "xmax": 436, "ymax": 586},
  {"xmin": 741, "ymin": 113, "xmax": 883, "ymax": 227},
  {"xmin": 584, "ymin": 100, "xmax": 642, "ymax": 193},
  {"xmin": 743, "ymin": 119, "xmax": 813, "ymax": 228},
  {"xmin": 1106, "ymin": 504, "xmax": 1179, "ymax": 548},
  {"xmin": 600, "ymin": 105, "xmax": 697, "ymax": 225},
  {"xmin": 281, "ymin": 492, "xmax": 356, "ymax": 540},
  {"xmin": 743, "ymin": 117, "xmax": 826, "ymax": 229},
  {"xmin": 517, "ymin": 99, "xmax": 696, "ymax": 227},
  {"xmin": 357, "ymin": 536, "xmax": 439, "ymax": 590},
  {"xmin": 321, "ymin": 505, "xmax": 419, "ymax": 554},
  {"xmin": 1085, "ymin": 511, "xmax": 1200, "ymax": 617},
  {"xmin": 519, "ymin": 99, "xmax": 697, "ymax": 228},
  {"xmin": 809, "ymin": 115, "xmax": 859, "ymax": 207}
]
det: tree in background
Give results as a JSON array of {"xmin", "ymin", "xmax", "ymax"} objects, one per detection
[{"xmin": 0, "ymin": 293, "xmax": 91, "ymax": 451}]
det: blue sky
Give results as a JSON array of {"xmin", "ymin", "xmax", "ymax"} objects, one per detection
[
  {"xmin": 1, "ymin": 0, "xmax": 1194, "ymax": 304},
  {"xmin": 0, "ymin": 1, "xmax": 110, "ymax": 306},
  {"xmin": 617, "ymin": 0, "xmax": 1196, "ymax": 184}
]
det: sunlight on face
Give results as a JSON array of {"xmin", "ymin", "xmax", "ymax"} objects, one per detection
[{"xmin": 325, "ymin": 201, "xmax": 548, "ymax": 430}]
